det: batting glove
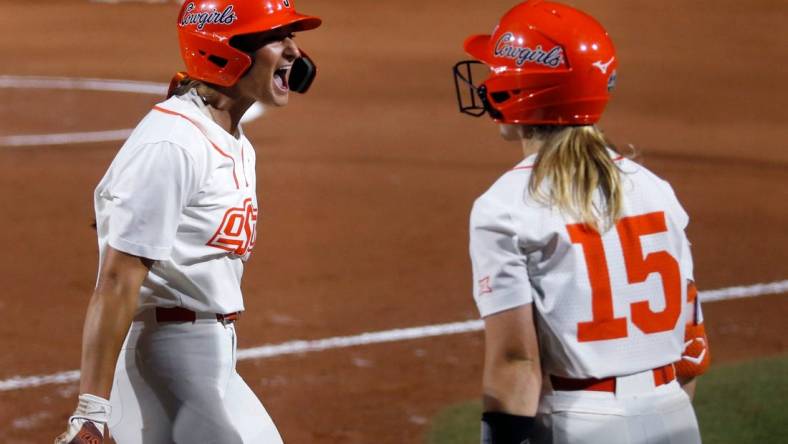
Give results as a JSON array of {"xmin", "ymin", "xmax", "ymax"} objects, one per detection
[{"xmin": 54, "ymin": 393, "xmax": 111, "ymax": 444}]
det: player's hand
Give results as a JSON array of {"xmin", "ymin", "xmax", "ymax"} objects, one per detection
[
  {"xmin": 54, "ymin": 420, "xmax": 104, "ymax": 444},
  {"xmin": 54, "ymin": 394, "xmax": 111, "ymax": 444}
]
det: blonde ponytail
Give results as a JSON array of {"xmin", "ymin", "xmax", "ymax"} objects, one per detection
[
  {"xmin": 167, "ymin": 72, "xmax": 204, "ymax": 99},
  {"xmin": 528, "ymin": 125, "xmax": 623, "ymax": 232}
]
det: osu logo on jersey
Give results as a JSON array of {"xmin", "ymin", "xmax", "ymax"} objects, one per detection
[{"xmin": 207, "ymin": 198, "xmax": 258, "ymax": 256}]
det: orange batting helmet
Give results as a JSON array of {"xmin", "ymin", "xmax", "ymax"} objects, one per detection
[
  {"xmin": 177, "ymin": 0, "xmax": 321, "ymax": 88},
  {"xmin": 453, "ymin": 0, "xmax": 617, "ymax": 125}
]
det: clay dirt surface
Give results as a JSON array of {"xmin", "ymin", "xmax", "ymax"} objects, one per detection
[{"xmin": 1, "ymin": 0, "xmax": 786, "ymax": 443}]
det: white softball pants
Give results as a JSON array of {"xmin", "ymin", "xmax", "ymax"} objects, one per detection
[
  {"xmin": 108, "ymin": 311, "xmax": 283, "ymax": 444},
  {"xmin": 533, "ymin": 370, "xmax": 701, "ymax": 444}
]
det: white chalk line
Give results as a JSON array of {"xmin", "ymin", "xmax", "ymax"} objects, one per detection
[
  {"xmin": 0, "ymin": 279, "xmax": 785, "ymax": 393},
  {"xmin": 700, "ymin": 280, "xmax": 788, "ymax": 303},
  {"xmin": 1, "ymin": 129, "xmax": 135, "ymax": 147},
  {"xmin": 0, "ymin": 75, "xmax": 167, "ymax": 95},
  {"xmin": 0, "ymin": 75, "xmax": 263, "ymax": 147}
]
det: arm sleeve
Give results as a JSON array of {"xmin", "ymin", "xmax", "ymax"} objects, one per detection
[
  {"xmin": 687, "ymin": 281, "xmax": 704, "ymax": 325},
  {"xmin": 469, "ymin": 197, "xmax": 532, "ymax": 318},
  {"xmin": 106, "ymin": 142, "xmax": 200, "ymax": 260},
  {"xmin": 676, "ymin": 281, "xmax": 710, "ymax": 377}
]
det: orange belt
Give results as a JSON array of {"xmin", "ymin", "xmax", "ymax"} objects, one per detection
[
  {"xmin": 155, "ymin": 306, "xmax": 240, "ymax": 324},
  {"xmin": 550, "ymin": 364, "xmax": 676, "ymax": 393}
]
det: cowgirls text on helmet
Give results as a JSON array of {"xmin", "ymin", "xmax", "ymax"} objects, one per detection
[
  {"xmin": 453, "ymin": 0, "xmax": 617, "ymax": 125},
  {"xmin": 174, "ymin": 0, "xmax": 321, "ymax": 93}
]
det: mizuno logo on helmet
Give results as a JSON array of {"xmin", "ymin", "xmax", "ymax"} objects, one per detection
[
  {"xmin": 494, "ymin": 33, "xmax": 564, "ymax": 68},
  {"xmin": 283, "ymin": 0, "xmax": 291, "ymax": 6},
  {"xmin": 180, "ymin": 2, "xmax": 238, "ymax": 30},
  {"xmin": 593, "ymin": 57, "xmax": 615, "ymax": 74}
]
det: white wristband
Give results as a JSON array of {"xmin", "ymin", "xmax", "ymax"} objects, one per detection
[{"xmin": 70, "ymin": 393, "xmax": 111, "ymax": 425}]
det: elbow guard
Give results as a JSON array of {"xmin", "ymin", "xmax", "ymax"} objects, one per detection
[
  {"xmin": 675, "ymin": 282, "xmax": 710, "ymax": 378},
  {"xmin": 675, "ymin": 323, "xmax": 710, "ymax": 378}
]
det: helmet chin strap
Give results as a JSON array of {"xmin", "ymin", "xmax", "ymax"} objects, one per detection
[{"xmin": 476, "ymin": 85, "xmax": 504, "ymax": 120}]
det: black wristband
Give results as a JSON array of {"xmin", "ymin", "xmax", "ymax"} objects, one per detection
[{"xmin": 481, "ymin": 411, "xmax": 535, "ymax": 444}]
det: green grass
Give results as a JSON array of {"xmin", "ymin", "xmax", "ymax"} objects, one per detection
[
  {"xmin": 427, "ymin": 354, "xmax": 788, "ymax": 444},
  {"xmin": 426, "ymin": 400, "xmax": 481, "ymax": 444},
  {"xmin": 693, "ymin": 354, "xmax": 788, "ymax": 443}
]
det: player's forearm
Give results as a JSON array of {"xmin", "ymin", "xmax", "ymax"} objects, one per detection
[
  {"xmin": 482, "ymin": 357, "xmax": 541, "ymax": 416},
  {"xmin": 78, "ymin": 284, "xmax": 139, "ymax": 399}
]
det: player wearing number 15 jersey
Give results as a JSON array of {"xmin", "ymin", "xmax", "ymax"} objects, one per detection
[{"xmin": 453, "ymin": 2, "xmax": 710, "ymax": 443}]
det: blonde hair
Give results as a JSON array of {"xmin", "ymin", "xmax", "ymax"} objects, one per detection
[
  {"xmin": 528, "ymin": 125, "xmax": 624, "ymax": 232},
  {"xmin": 167, "ymin": 73, "xmax": 226, "ymax": 109}
]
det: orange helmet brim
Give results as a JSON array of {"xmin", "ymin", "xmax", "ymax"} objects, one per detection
[
  {"xmin": 231, "ymin": 12, "xmax": 322, "ymax": 37},
  {"xmin": 464, "ymin": 34, "xmax": 491, "ymax": 62}
]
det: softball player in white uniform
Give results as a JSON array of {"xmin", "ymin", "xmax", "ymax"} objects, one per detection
[
  {"xmin": 56, "ymin": 1, "xmax": 321, "ymax": 443},
  {"xmin": 453, "ymin": 2, "xmax": 711, "ymax": 443}
]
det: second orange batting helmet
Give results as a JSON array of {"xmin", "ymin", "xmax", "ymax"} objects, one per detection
[{"xmin": 454, "ymin": 0, "xmax": 617, "ymax": 125}]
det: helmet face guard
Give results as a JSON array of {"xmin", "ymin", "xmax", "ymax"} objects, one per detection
[{"xmin": 452, "ymin": 60, "xmax": 503, "ymax": 120}]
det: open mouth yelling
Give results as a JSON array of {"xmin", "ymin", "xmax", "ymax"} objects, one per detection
[{"xmin": 273, "ymin": 66, "xmax": 290, "ymax": 93}]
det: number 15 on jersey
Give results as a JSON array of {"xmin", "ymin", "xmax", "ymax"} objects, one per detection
[{"xmin": 567, "ymin": 211, "xmax": 683, "ymax": 343}]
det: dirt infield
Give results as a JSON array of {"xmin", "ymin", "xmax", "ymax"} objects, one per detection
[{"xmin": 1, "ymin": 0, "xmax": 786, "ymax": 442}]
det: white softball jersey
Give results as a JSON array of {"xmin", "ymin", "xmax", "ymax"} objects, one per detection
[
  {"xmin": 94, "ymin": 92, "xmax": 258, "ymax": 314},
  {"xmin": 470, "ymin": 152, "xmax": 697, "ymax": 379}
]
